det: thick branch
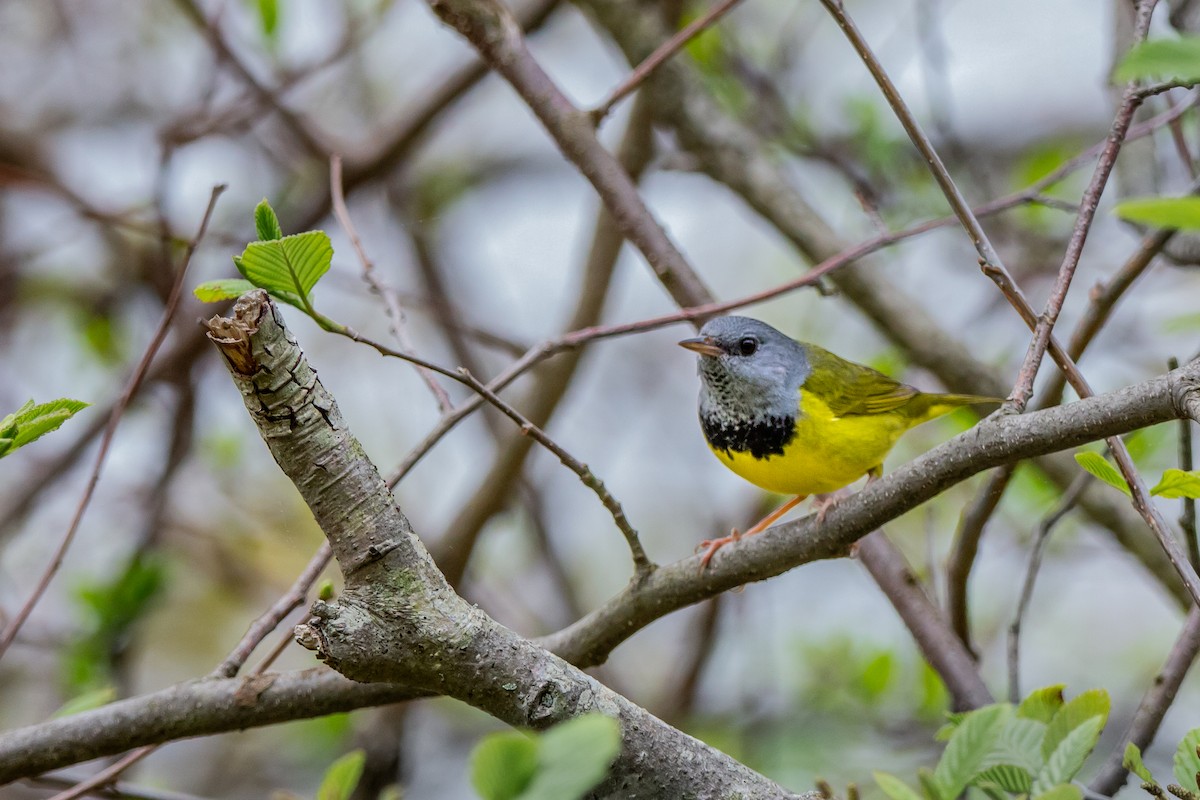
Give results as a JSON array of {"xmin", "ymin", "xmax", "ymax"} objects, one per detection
[{"xmin": 202, "ymin": 292, "xmax": 801, "ymax": 799}]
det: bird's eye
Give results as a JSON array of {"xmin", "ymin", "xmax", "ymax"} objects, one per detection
[{"xmin": 737, "ymin": 336, "xmax": 758, "ymax": 356}]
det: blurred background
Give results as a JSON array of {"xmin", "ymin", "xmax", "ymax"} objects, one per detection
[{"xmin": 1, "ymin": 0, "xmax": 1198, "ymax": 797}]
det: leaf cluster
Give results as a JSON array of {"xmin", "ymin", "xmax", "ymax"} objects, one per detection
[
  {"xmin": 0, "ymin": 398, "xmax": 89, "ymax": 459},
  {"xmin": 875, "ymin": 686, "xmax": 1109, "ymax": 800}
]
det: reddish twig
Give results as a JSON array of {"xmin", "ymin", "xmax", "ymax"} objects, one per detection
[
  {"xmin": 589, "ymin": 0, "xmax": 745, "ymax": 125},
  {"xmin": 215, "ymin": 542, "xmax": 333, "ymax": 678},
  {"xmin": 1010, "ymin": 0, "xmax": 1158, "ymax": 408},
  {"xmin": 1007, "ymin": 472, "xmax": 1091, "ymax": 702},
  {"xmin": 45, "ymin": 746, "xmax": 157, "ymax": 800},
  {"xmin": 454, "ymin": 368, "xmax": 654, "ymax": 577},
  {"xmin": 946, "ymin": 464, "xmax": 1015, "ymax": 652},
  {"xmin": 0, "ymin": 184, "xmax": 226, "ymax": 660},
  {"xmin": 330, "ymin": 155, "xmax": 454, "ymax": 413}
]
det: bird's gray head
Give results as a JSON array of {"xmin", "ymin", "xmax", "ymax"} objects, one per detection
[{"xmin": 678, "ymin": 316, "xmax": 810, "ymax": 421}]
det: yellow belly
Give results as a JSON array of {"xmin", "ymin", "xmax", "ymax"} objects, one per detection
[{"xmin": 710, "ymin": 391, "xmax": 912, "ymax": 496}]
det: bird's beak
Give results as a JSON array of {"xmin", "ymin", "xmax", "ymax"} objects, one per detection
[{"xmin": 678, "ymin": 336, "xmax": 724, "ymax": 357}]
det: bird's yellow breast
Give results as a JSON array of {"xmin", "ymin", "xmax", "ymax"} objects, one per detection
[{"xmin": 709, "ymin": 389, "xmax": 912, "ymax": 496}]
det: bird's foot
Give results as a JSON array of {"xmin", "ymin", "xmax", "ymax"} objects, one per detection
[
  {"xmin": 697, "ymin": 529, "xmax": 742, "ymax": 571},
  {"xmin": 812, "ymin": 490, "xmax": 850, "ymax": 523}
]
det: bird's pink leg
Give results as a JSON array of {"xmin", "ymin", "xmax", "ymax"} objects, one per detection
[{"xmin": 697, "ymin": 494, "xmax": 807, "ymax": 570}]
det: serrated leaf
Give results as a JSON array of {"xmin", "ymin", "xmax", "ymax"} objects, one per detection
[
  {"xmin": 985, "ymin": 717, "xmax": 1047, "ymax": 774},
  {"xmin": 1074, "ymin": 452, "xmax": 1131, "ymax": 496},
  {"xmin": 1042, "ymin": 688, "xmax": 1110, "ymax": 761},
  {"xmin": 193, "ymin": 279, "xmax": 258, "ymax": 303},
  {"xmin": 934, "ymin": 704, "xmax": 1011, "ymax": 799},
  {"xmin": 1115, "ymin": 37, "xmax": 1200, "ymax": 82},
  {"xmin": 974, "ymin": 764, "xmax": 1033, "ymax": 793},
  {"xmin": 1175, "ymin": 728, "xmax": 1200, "ymax": 794},
  {"xmin": 1151, "ymin": 469, "xmax": 1200, "ymax": 499},
  {"xmin": 316, "ymin": 750, "xmax": 366, "ymax": 800},
  {"xmin": 52, "ymin": 686, "xmax": 117, "ymax": 718},
  {"xmin": 517, "ymin": 714, "xmax": 621, "ymax": 800},
  {"xmin": 1125, "ymin": 742, "xmax": 1155, "ymax": 784},
  {"xmin": 471, "ymin": 732, "xmax": 538, "ymax": 800},
  {"xmin": 1115, "ymin": 198, "xmax": 1200, "ymax": 231},
  {"xmin": 234, "ymin": 230, "xmax": 332, "ymax": 311},
  {"xmin": 0, "ymin": 398, "xmax": 89, "ymax": 459},
  {"xmin": 875, "ymin": 772, "xmax": 926, "ymax": 800},
  {"xmin": 1033, "ymin": 784, "xmax": 1083, "ymax": 800},
  {"xmin": 1018, "ymin": 685, "xmax": 1065, "ymax": 723},
  {"xmin": 1035, "ymin": 715, "xmax": 1104, "ymax": 792},
  {"xmin": 255, "ymin": 198, "xmax": 283, "ymax": 241}
]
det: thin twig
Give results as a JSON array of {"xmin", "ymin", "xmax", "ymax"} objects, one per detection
[
  {"xmin": 29, "ymin": 772, "xmax": 215, "ymax": 800},
  {"xmin": 45, "ymin": 746, "xmax": 157, "ymax": 800},
  {"xmin": 1007, "ymin": 473, "xmax": 1091, "ymax": 702},
  {"xmin": 1089, "ymin": 606, "xmax": 1200, "ymax": 794},
  {"xmin": 330, "ymin": 155, "xmax": 454, "ymax": 413},
  {"xmin": 214, "ymin": 542, "xmax": 333, "ymax": 678},
  {"xmin": 1010, "ymin": 0, "xmax": 1157, "ymax": 408},
  {"xmin": 0, "ymin": 184, "xmax": 226, "ymax": 660},
  {"xmin": 589, "ymin": 0, "xmax": 745, "ymax": 124},
  {"xmin": 946, "ymin": 464, "xmax": 1015, "ymax": 652},
  {"xmin": 455, "ymin": 368, "xmax": 654, "ymax": 578}
]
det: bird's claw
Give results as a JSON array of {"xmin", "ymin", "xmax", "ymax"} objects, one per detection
[{"xmin": 696, "ymin": 528, "xmax": 741, "ymax": 571}]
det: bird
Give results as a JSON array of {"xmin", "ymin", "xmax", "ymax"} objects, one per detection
[{"xmin": 679, "ymin": 315, "xmax": 998, "ymax": 568}]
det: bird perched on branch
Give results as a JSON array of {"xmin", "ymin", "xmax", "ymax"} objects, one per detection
[{"xmin": 679, "ymin": 316, "xmax": 997, "ymax": 568}]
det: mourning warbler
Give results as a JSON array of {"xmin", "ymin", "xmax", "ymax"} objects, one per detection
[{"xmin": 679, "ymin": 316, "xmax": 997, "ymax": 566}]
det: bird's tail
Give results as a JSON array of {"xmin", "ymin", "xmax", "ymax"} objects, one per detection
[{"xmin": 912, "ymin": 393, "xmax": 1002, "ymax": 425}]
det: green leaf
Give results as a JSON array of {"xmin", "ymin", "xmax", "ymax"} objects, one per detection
[
  {"xmin": 934, "ymin": 704, "xmax": 1011, "ymax": 799},
  {"xmin": 255, "ymin": 198, "xmax": 283, "ymax": 241},
  {"xmin": 517, "ymin": 714, "xmax": 621, "ymax": 800},
  {"xmin": 1041, "ymin": 688, "xmax": 1109, "ymax": 761},
  {"xmin": 986, "ymin": 717, "xmax": 1047, "ymax": 774},
  {"xmin": 1175, "ymin": 728, "xmax": 1200, "ymax": 794},
  {"xmin": 1074, "ymin": 452, "xmax": 1131, "ymax": 496},
  {"xmin": 875, "ymin": 772, "xmax": 926, "ymax": 800},
  {"xmin": 1018, "ymin": 685, "xmax": 1065, "ymax": 724},
  {"xmin": 1032, "ymin": 784, "xmax": 1083, "ymax": 800},
  {"xmin": 193, "ymin": 279, "xmax": 258, "ymax": 303},
  {"xmin": 917, "ymin": 767, "xmax": 945, "ymax": 800},
  {"xmin": 0, "ymin": 398, "xmax": 89, "ymax": 459},
  {"xmin": 859, "ymin": 651, "xmax": 895, "ymax": 698},
  {"xmin": 1151, "ymin": 469, "xmax": 1200, "ymax": 499},
  {"xmin": 52, "ymin": 686, "xmax": 117, "ymax": 718},
  {"xmin": 974, "ymin": 764, "xmax": 1033, "ymax": 793},
  {"xmin": 471, "ymin": 732, "xmax": 538, "ymax": 800},
  {"xmin": 234, "ymin": 230, "xmax": 332, "ymax": 312},
  {"xmin": 1115, "ymin": 37, "xmax": 1200, "ymax": 82},
  {"xmin": 1124, "ymin": 742, "xmax": 1155, "ymax": 784},
  {"xmin": 1035, "ymin": 715, "xmax": 1104, "ymax": 792},
  {"xmin": 316, "ymin": 750, "xmax": 366, "ymax": 800},
  {"xmin": 256, "ymin": 0, "xmax": 279, "ymax": 40},
  {"xmin": 1114, "ymin": 197, "xmax": 1200, "ymax": 230}
]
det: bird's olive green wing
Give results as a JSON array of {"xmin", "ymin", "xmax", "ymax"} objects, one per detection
[{"xmin": 801, "ymin": 344, "xmax": 919, "ymax": 417}]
